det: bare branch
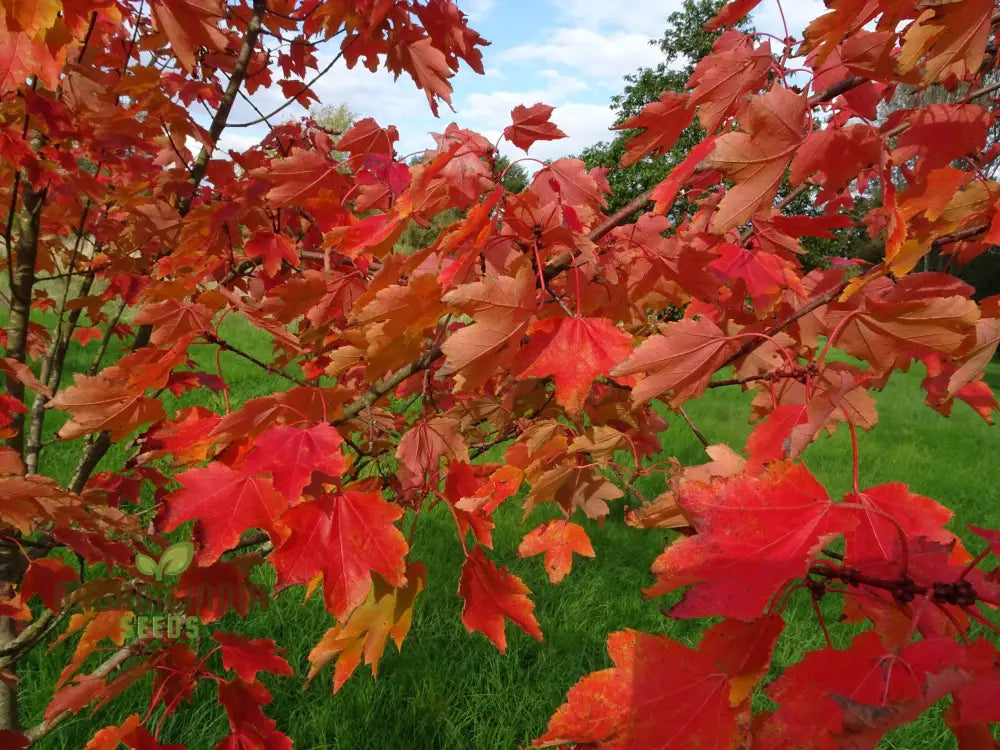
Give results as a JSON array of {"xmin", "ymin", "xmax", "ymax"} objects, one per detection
[{"xmin": 678, "ymin": 406, "xmax": 710, "ymax": 448}]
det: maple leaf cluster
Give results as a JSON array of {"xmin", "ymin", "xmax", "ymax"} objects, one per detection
[{"xmin": 1, "ymin": 0, "xmax": 1000, "ymax": 747}]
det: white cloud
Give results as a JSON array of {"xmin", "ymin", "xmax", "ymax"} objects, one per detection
[
  {"xmin": 535, "ymin": 69, "xmax": 588, "ymax": 94},
  {"xmin": 547, "ymin": 0, "xmax": 825, "ymax": 41},
  {"xmin": 216, "ymin": 131, "xmax": 265, "ymax": 154},
  {"xmin": 221, "ymin": 52, "xmax": 448, "ymax": 157},
  {"xmin": 549, "ymin": 0, "xmax": 684, "ymax": 33},
  {"xmin": 500, "ymin": 28, "xmax": 661, "ymax": 82},
  {"xmin": 201, "ymin": 0, "xmax": 672, "ymax": 165},
  {"xmin": 203, "ymin": 1, "xmax": 839, "ymax": 169}
]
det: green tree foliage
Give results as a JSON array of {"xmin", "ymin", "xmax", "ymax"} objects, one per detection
[{"xmin": 496, "ymin": 155, "xmax": 529, "ymax": 194}]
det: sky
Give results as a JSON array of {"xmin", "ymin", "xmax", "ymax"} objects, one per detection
[{"xmin": 219, "ymin": 0, "xmax": 826, "ymax": 166}]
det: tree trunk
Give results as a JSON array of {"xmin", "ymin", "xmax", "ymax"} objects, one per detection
[
  {"xmin": 0, "ymin": 618, "xmax": 17, "ymax": 730},
  {"xmin": 4, "ymin": 183, "xmax": 45, "ymax": 455},
  {"xmin": 0, "ymin": 545, "xmax": 28, "ymax": 731}
]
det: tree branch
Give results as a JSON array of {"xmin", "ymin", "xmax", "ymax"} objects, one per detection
[
  {"xmin": 24, "ymin": 271, "xmax": 94, "ymax": 474},
  {"xmin": 23, "ymin": 640, "xmax": 141, "ymax": 743},
  {"xmin": 678, "ymin": 406, "xmax": 710, "ymax": 448},
  {"xmin": 202, "ymin": 331, "xmax": 306, "ymax": 386},
  {"xmin": 178, "ymin": 0, "xmax": 268, "ymax": 214},
  {"xmin": 809, "ymin": 563, "xmax": 982, "ymax": 608},
  {"xmin": 589, "ymin": 188, "xmax": 654, "ymax": 241},
  {"xmin": 0, "ymin": 609, "xmax": 59, "ymax": 667},
  {"xmin": 24, "ymin": 198, "xmax": 98, "ymax": 475}
]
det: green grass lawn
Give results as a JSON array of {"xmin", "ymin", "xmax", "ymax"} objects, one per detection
[{"xmin": 11, "ymin": 315, "xmax": 1000, "ymax": 749}]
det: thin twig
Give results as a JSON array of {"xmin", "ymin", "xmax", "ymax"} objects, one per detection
[
  {"xmin": 202, "ymin": 331, "xmax": 306, "ymax": 386},
  {"xmin": 230, "ymin": 41, "xmax": 351, "ymax": 128},
  {"xmin": 678, "ymin": 406, "xmax": 709, "ymax": 448}
]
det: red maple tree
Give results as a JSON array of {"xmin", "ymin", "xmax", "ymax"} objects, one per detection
[{"xmin": 2, "ymin": 0, "xmax": 1000, "ymax": 747}]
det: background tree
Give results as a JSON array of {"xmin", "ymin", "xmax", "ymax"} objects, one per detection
[
  {"xmin": 496, "ymin": 154, "xmax": 529, "ymax": 194},
  {"xmin": 579, "ymin": 0, "xmax": 882, "ymax": 272},
  {"xmin": 311, "ymin": 103, "xmax": 356, "ymax": 136},
  {"xmin": 579, "ymin": 0, "xmax": 741, "ymax": 214}
]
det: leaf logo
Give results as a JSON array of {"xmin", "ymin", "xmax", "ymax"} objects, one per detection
[{"xmin": 135, "ymin": 542, "xmax": 195, "ymax": 582}]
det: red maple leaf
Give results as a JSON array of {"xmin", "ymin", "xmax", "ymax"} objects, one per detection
[
  {"xmin": 516, "ymin": 316, "xmax": 632, "ymax": 413},
  {"xmin": 395, "ymin": 417, "xmax": 469, "ymax": 489},
  {"xmin": 399, "ymin": 36, "xmax": 454, "ymax": 116},
  {"xmin": 458, "ymin": 546, "xmax": 542, "ymax": 652},
  {"xmin": 709, "ymin": 242, "xmax": 799, "ymax": 311},
  {"xmin": 148, "ymin": 643, "xmax": 200, "ymax": 720},
  {"xmin": 833, "ymin": 290, "xmax": 978, "ymax": 374},
  {"xmin": 161, "ymin": 463, "xmax": 288, "ymax": 566},
  {"xmin": 253, "ymin": 148, "xmax": 349, "ymax": 206},
  {"xmin": 650, "ymin": 136, "xmax": 718, "ymax": 215},
  {"xmin": 216, "ymin": 679, "xmax": 292, "ymax": 750},
  {"xmin": 757, "ymin": 631, "xmax": 966, "ymax": 748},
  {"xmin": 969, "ymin": 525, "xmax": 1000, "ymax": 557},
  {"xmin": 502, "ymin": 103, "xmax": 567, "ymax": 152},
  {"xmin": 242, "ymin": 423, "xmax": 346, "ymax": 503},
  {"xmin": 78, "ymin": 715, "xmax": 142, "ymax": 750},
  {"xmin": 645, "ymin": 462, "xmax": 857, "ymax": 619},
  {"xmin": 335, "ymin": 118, "xmax": 400, "ymax": 160},
  {"xmin": 149, "ymin": 0, "xmax": 227, "ymax": 72},
  {"xmin": 789, "ymin": 124, "xmax": 882, "ymax": 193},
  {"xmin": 610, "ymin": 316, "xmax": 733, "ymax": 406},
  {"xmin": 440, "ymin": 269, "xmax": 537, "ymax": 391},
  {"xmin": 214, "ymin": 632, "xmax": 294, "ymax": 683},
  {"xmin": 844, "ymin": 483, "xmax": 954, "ymax": 569},
  {"xmin": 173, "ymin": 557, "xmax": 266, "ymax": 623},
  {"xmin": 707, "ymin": 0, "xmax": 764, "ymax": 31},
  {"xmin": 0, "ymin": 29, "xmax": 61, "ymax": 93},
  {"xmin": 615, "ymin": 92, "xmax": 695, "ymax": 167},
  {"xmin": 21, "ymin": 557, "xmax": 77, "ymax": 611},
  {"xmin": 745, "ymin": 403, "xmax": 810, "ymax": 466},
  {"xmin": 44, "ymin": 675, "xmax": 106, "ymax": 722},
  {"xmin": 536, "ymin": 616, "xmax": 783, "ymax": 748},
  {"xmin": 133, "ymin": 299, "xmax": 213, "ymax": 346},
  {"xmin": 270, "ymin": 491, "xmax": 408, "ymax": 619},
  {"xmin": 518, "ymin": 520, "xmax": 594, "ymax": 584},
  {"xmin": 244, "ymin": 231, "xmax": 299, "ymax": 276},
  {"xmin": 703, "ymin": 86, "xmax": 807, "ymax": 232},
  {"xmin": 688, "ymin": 31, "xmax": 772, "ymax": 133},
  {"xmin": 71, "ymin": 327, "xmax": 103, "ymax": 346}
]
